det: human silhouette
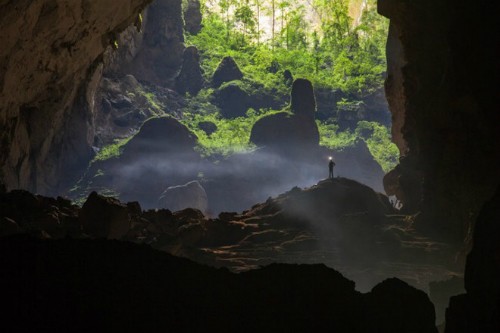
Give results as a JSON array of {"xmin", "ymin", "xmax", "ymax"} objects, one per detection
[{"xmin": 328, "ymin": 157, "xmax": 335, "ymax": 179}]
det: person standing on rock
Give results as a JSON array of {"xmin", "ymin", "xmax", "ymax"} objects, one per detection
[{"xmin": 329, "ymin": 157, "xmax": 335, "ymax": 179}]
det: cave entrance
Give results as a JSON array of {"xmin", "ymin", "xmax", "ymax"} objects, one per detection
[{"xmin": 75, "ymin": 0, "xmax": 398, "ymax": 215}]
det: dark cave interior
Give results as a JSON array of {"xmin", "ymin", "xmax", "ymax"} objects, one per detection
[{"xmin": 0, "ymin": 0, "xmax": 498, "ymax": 332}]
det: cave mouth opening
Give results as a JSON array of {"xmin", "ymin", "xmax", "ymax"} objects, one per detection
[
  {"xmin": 74, "ymin": 0, "xmax": 398, "ymax": 216},
  {"xmin": 3, "ymin": 0, "xmax": 486, "ymax": 327}
]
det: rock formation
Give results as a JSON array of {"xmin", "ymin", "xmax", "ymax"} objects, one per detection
[
  {"xmin": 378, "ymin": 0, "xmax": 500, "ymax": 243},
  {"xmin": 445, "ymin": 187, "xmax": 500, "ymax": 332},
  {"xmin": 175, "ymin": 46, "xmax": 204, "ymax": 95},
  {"xmin": 80, "ymin": 191, "xmax": 132, "ymax": 239},
  {"xmin": 159, "ymin": 180, "xmax": 208, "ymax": 214},
  {"xmin": 183, "ymin": 0, "xmax": 202, "ymax": 35},
  {"xmin": 2, "ymin": 176, "xmax": 458, "ymax": 292},
  {"xmin": 0, "ymin": 236, "xmax": 438, "ymax": 332},
  {"xmin": 250, "ymin": 78, "xmax": 319, "ymax": 150},
  {"xmin": 212, "ymin": 81, "xmax": 250, "ymax": 118},
  {"xmin": 111, "ymin": 0, "xmax": 185, "ymax": 87},
  {"xmin": 364, "ymin": 278, "xmax": 438, "ymax": 333},
  {"xmin": 212, "ymin": 56, "xmax": 244, "ymax": 88},
  {"xmin": 122, "ymin": 116, "xmax": 198, "ymax": 157},
  {"xmin": 0, "ymin": 0, "xmax": 153, "ymax": 195}
]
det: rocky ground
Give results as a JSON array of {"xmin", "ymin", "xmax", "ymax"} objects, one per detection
[
  {"xmin": 0, "ymin": 236, "xmax": 438, "ymax": 332},
  {"xmin": 1, "ymin": 177, "xmax": 460, "ymax": 294}
]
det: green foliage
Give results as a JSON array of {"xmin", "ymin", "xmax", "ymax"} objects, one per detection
[
  {"xmin": 188, "ymin": 0, "xmax": 388, "ymax": 95},
  {"xmin": 318, "ymin": 120, "xmax": 399, "ymax": 172},
  {"xmin": 317, "ymin": 121, "xmax": 357, "ymax": 150},
  {"xmin": 355, "ymin": 121, "xmax": 399, "ymax": 172},
  {"xmin": 180, "ymin": 108, "xmax": 283, "ymax": 157},
  {"xmin": 93, "ymin": 137, "xmax": 132, "ymax": 162},
  {"xmin": 181, "ymin": 0, "xmax": 398, "ymax": 170}
]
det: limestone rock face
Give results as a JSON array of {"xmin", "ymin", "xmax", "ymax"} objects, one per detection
[
  {"xmin": 183, "ymin": 0, "xmax": 202, "ymax": 35},
  {"xmin": 444, "ymin": 187, "xmax": 500, "ymax": 333},
  {"xmin": 212, "ymin": 56, "xmax": 244, "ymax": 88},
  {"xmin": 175, "ymin": 46, "xmax": 204, "ymax": 95},
  {"xmin": 0, "ymin": 0, "xmax": 152, "ymax": 195},
  {"xmin": 112, "ymin": 0, "xmax": 185, "ymax": 87},
  {"xmin": 80, "ymin": 191, "xmax": 131, "ymax": 239},
  {"xmin": 378, "ymin": 0, "xmax": 500, "ymax": 242},
  {"xmin": 159, "ymin": 180, "xmax": 208, "ymax": 214},
  {"xmin": 250, "ymin": 79, "xmax": 319, "ymax": 150}
]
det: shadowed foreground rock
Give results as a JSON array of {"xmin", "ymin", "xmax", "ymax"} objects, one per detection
[
  {"xmin": 445, "ymin": 187, "xmax": 500, "ymax": 332},
  {"xmin": 0, "ymin": 236, "xmax": 437, "ymax": 333}
]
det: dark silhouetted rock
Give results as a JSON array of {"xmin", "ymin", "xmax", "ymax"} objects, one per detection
[
  {"xmin": 250, "ymin": 79, "xmax": 319, "ymax": 150},
  {"xmin": 290, "ymin": 78, "xmax": 316, "ymax": 118},
  {"xmin": 159, "ymin": 180, "xmax": 208, "ymax": 214},
  {"xmin": 122, "ymin": 116, "xmax": 198, "ymax": 157},
  {"xmin": 429, "ymin": 276, "xmax": 465, "ymax": 326},
  {"xmin": 212, "ymin": 56, "xmax": 243, "ymax": 88},
  {"xmin": 183, "ymin": 0, "xmax": 202, "ymax": 34},
  {"xmin": 379, "ymin": 0, "xmax": 499, "ymax": 245},
  {"xmin": 250, "ymin": 111, "xmax": 319, "ymax": 149},
  {"xmin": 445, "ymin": 187, "xmax": 500, "ymax": 332},
  {"xmin": 0, "ymin": 217, "xmax": 20, "ymax": 237},
  {"xmin": 335, "ymin": 140, "xmax": 386, "ymax": 192},
  {"xmin": 198, "ymin": 121, "xmax": 217, "ymax": 135},
  {"xmin": 0, "ymin": 236, "xmax": 439, "ymax": 333},
  {"xmin": 212, "ymin": 82, "xmax": 249, "ymax": 118},
  {"xmin": 176, "ymin": 46, "xmax": 204, "ymax": 95},
  {"xmin": 364, "ymin": 278, "xmax": 438, "ymax": 333},
  {"xmin": 80, "ymin": 191, "xmax": 130, "ymax": 239}
]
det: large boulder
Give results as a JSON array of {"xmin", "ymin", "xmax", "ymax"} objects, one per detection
[
  {"xmin": 212, "ymin": 56, "xmax": 243, "ymax": 88},
  {"xmin": 250, "ymin": 111, "xmax": 319, "ymax": 149},
  {"xmin": 159, "ymin": 181, "xmax": 208, "ymax": 214},
  {"xmin": 212, "ymin": 82, "xmax": 250, "ymax": 118},
  {"xmin": 250, "ymin": 79, "xmax": 319, "ymax": 150},
  {"xmin": 122, "ymin": 116, "xmax": 198, "ymax": 157},
  {"xmin": 175, "ymin": 46, "xmax": 204, "ymax": 95},
  {"xmin": 363, "ymin": 278, "xmax": 438, "ymax": 333},
  {"xmin": 79, "ymin": 192, "xmax": 131, "ymax": 239}
]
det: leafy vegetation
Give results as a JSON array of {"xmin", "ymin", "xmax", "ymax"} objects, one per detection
[
  {"xmin": 180, "ymin": 108, "xmax": 285, "ymax": 157},
  {"xmin": 187, "ymin": 0, "xmax": 388, "ymax": 95},
  {"xmin": 179, "ymin": 0, "xmax": 398, "ymax": 170},
  {"xmin": 93, "ymin": 137, "xmax": 132, "ymax": 162},
  {"xmin": 95, "ymin": 0, "xmax": 398, "ymax": 172}
]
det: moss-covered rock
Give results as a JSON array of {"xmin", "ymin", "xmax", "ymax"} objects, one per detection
[{"xmin": 212, "ymin": 56, "xmax": 244, "ymax": 88}]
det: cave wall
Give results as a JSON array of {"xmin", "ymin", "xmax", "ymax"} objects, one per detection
[
  {"xmin": 0, "ymin": 0, "xmax": 187, "ymax": 196},
  {"xmin": 104, "ymin": 0, "xmax": 185, "ymax": 86},
  {"xmin": 0, "ymin": 0, "xmax": 153, "ymax": 194},
  {"xmin": 379, "ymin": 0, "xmax": 500, "ymax": 243}
]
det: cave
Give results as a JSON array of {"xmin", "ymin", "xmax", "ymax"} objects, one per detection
[{"xmin": 0, "ymin": 0, "xmax": 498, "ymax": 332}]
